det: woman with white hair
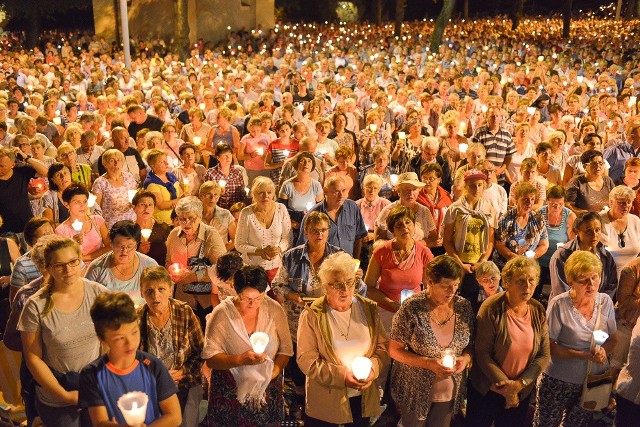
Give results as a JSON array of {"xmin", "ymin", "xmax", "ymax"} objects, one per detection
[
  {"xmin": 297, "ymin": 251, "xmax": 389, "ymax": 426},
  {"xmin": 599, "ymin": 185, "xmax": 640, "ymax": 277},
  {"xmin": 546, "ymin": 130, "xmax": 569, "ymax": 181},
  {"xmin": 235, "ymin": 176, "xmax": 292, "ymax": 283}
]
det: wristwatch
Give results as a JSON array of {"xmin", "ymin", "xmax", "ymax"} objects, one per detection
[{"xmin": 520, "ymin": 378, "xmax": 529, "ymax": 388}]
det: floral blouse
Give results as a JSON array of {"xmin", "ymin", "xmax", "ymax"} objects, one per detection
[
  {"xmin": 492, "ymin": 208, "xmax": 548, "ymax": 269},
  {"xmin": 390, "ymin": 293, "xmax": 474, "ymax": 419}
]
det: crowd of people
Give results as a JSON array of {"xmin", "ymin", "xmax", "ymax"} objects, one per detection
[{"xmin": 1, "ymin": 11, "xmax": 640, "ymax": 427}]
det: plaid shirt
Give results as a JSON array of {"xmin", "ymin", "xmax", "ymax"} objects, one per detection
[
  {"xmin": 138, "ymin": 298, "xmax": 204, "ymax": 389},
  {"xmin": 203, "ymin": 165, "xmax": 245, "ymax": 210}
]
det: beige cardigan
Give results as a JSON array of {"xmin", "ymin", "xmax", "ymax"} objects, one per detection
[{"xmin": 297, "ymin": 294, "xmax": 389, "ymax": 424}]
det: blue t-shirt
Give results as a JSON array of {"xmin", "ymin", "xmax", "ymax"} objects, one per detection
[{"xmin": 79, "ymin": 351, "xmax": 177, "ymax": 425}]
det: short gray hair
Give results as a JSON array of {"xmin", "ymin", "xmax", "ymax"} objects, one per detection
[
  {"xmin": 421, "ymin": 136, "xmax": 439, "ymax": 151},
  {"xmin": 475, "ymin": 260, "xmax": 500, "ymax": 279},
  {"xmin": 318, "ymin": 252, "xmax": 357, "ymax": 291},
  {"xmin": 609, "ymin": 185, "xmax": 635, "ymax": 204},
  {"xmin": 175, "ymin": 196, "xmax": 203, "ymax": 217}
]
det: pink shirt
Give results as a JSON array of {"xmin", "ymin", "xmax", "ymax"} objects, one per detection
[
  {"xmin": 501, "ymin": 309, "xmax": 534, "ymax": 379},
  {"xmin": 356, "ymin": 197, "xmax": 391, "ymax": 231},
  {"xmin": 373, "ymin": 240, "xmax": 433, "ymax": 302},
  {"xmin": 55, "ymin": 215, "xmax": 105, "ymax": 257},
  {"xmin": 242, "ymin": 133, "xmax": 270, "ymax": 170}
]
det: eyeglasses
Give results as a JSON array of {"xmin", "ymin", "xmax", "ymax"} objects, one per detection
[
  {"xmin": 589, "ymin": 161, "xmax": 605, "ymax": 167},
  {"xmin": 618, "ymin": 232, "xmax": 626, "ymax": 248},
  {"xmin": 49, "ymin": 258, "xmax": 81, "ymax": 272},
  {"xmin": 238, "ymin": 293, "xmax": 265, "ymax": 304},
  {"xmin": 421, "ymin": 176, "xmax": 439, "ymax": 182},
  {"xmin": 308, "ymin": 228, "xmax": 330, "ymax": 235},
  {"xmin": 59, "ymin": 151, "xmax": 75, "ymax": 158},
  {"xmin": 178, "ymin": 216, "xmax": 199, "ymax": 224},
  {"xmin": 113, "ymin": 244, "xmax": 137, "ymax": 253},
  {"xmin": 327, "ymin": 280, "xmax": 356, "ymax": 291},
  {"xmin": 481, "ymin": 169, "xmax": 496, "ymax": 174},
  {"xmin": 477, "ymin": 276, "xmax": 499, "ymax": 284}
]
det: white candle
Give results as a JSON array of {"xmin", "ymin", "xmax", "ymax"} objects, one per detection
[
  {"xmin": 390, "ymin": 174, "xmax": 399, "ymax": 186},
  {"xmin": 141, "ymin": 229, "xmax": 152, "ymax": 240},
  {"xmin": 53, "ymin": 117, "xmax": 61, "ymax": 125},
  {"xmin": 353, "ymin": 259, "xmax": 360, "ymax": 273},
  {"xmin": 183, "ymin": 177, "xmax": 190, "ymax": 186},
  {"xmin": 219, "ymin": 179, "xmax": 227, "ymax": 188},
  {"xmin": 192, "ymin": 136, "xmax": 202, "ymax": 146},
  {"xmin": 365, "ymin": 223, "xmax": 370, "ymax": 231},
  {"xmin": 256, "ymin": 147, "xmax": 264, "ymax": 156},
  {"xmin": 172, "ymin": 158, "xmax": 179, "ymax": 167},
  {"xmin": 128, "ymin": 190, "xmax": 137, "ymax": 203},
  {"xmin": 527, "ymin": 107, "xmax": 536, "ymax": 116},
  {"xmin": 593, "ymin": 329, "xmax": 609, "ymax": 351},
  {"xmin": 170, "ymin": 263, "xmax": 183, "ymax": 274},
  {"xmin": 458, "ymin": 122, "xmax": 467, "ymax": 135},
  {"xmin": 481, "ymin": 105, "xmax": 488, "ymax": 113},
  {"xmin": 525, "ymin": 250, "xmax": 536, "ymax": 259},
  {"xmin": 351, "ymin": 357, "xmax": 372, "ymax": 381},
  {"xmin": 283, "ymin": 149, "xmax": 290, "ymax": 157},
  {"xmin": 442, "ymin": 348, "xmax": 456, "ymax": 369},
  {"xmin": 400, "ymin": 289, "xmax": 415, "ymax": 304},
  {"xmin": 369, "ymin": 124, "xmax": 377, "ymax": 132},
  {"xmin": 538, "ymin": 55, "xmax": 544, "ymax": 62},
  {"xmin": 629, "ymin": 96, "xmax": 637, "ymax": 108},
  {"xmin": 87, "ymin": 193, "xmax": 97, "ymax": 208},
  {"xmin": 199, "ymin": 103, "xmax": 205, "ymax": 110},
  {"xmin": 577, "ymin": 76, "xmax": 584, "ymax": 84},
  {"xmin": 102, "ymin": 131, "xmax": 110, "ymax": 138},
  {"xmin": 71, "ymin": 219, "xmax": 83, "ymax": 233},
  {"xmin": 398, "ymin": 131, "xmax": 406, "ymax": 140},
  {"xmin": 305, "ymin": 201, "xmax": 313, "ymax": 211},
  {"xmin": 250, "ymin": 332, "xmax": 269, "ymax": 354},
  {"xmin": 117, "ymin": 391, "xmax": 148, "ymax": 427},
  {"xmin": 458, "ymin": 143, "xmax": 468, "ymax": 154},
  {"xmin": 556, "ymin": 242, "xmax": 565, "ymax": 249},
  {"xmin": 244, "ymin": 186, "xmax": 250, "ymax": 195},
  {"xmin": 297, "ymin": 103, "xmax": 305, "ymax": 111}
]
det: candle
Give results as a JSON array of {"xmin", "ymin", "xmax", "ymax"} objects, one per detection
[
  {"xmin": 102, "ymin": 131, "xmax": 110, "ymax": 138},
  {"xmin": 390, "ymin": 174, "xmax": 399, "ymax": 185},
  {"xmin": 398, "ymin": 131, "xmax": 406, "ymax": 140},
  {"xmin": 574, "ymin": 117, "xmax": 581, "ymax": 125},
  {"xmin": 629, "ymin": 96, "xmax": 637, "ymax": 108},
  {"xmin": 458, "ymin": 143, "xmax": 468, "ymax": 154},
  {"xmin": 365, "ymin": 223, "xmax": 370, "ymax": 231},
  {"xmin": 256, "ymin": 147, "xmax": 264, "ymax": 156},
  {"xmin": 88, "ymin": 193, "xmax": 97, "ymax": 208},
  {"xmin": 458, "ymin": 122, "xmax": 467, "ymax": 135},
  {"xmin": 245, "ymin": 186, "xmax": 250, "ymax": 195},
  {"xmin": 170, "ymin": 263, "xmax": 183, "ymax": 275},
  {"xmin": 183, "ymin": 177, "xmax": 190, "ymax": 186},
  {"xmin": 219, "ymin": 179, "xmax": 227, "ymax": 188},
  {"xmin": 538, "ymin": 55, "xmax": 544, "ymax": 62},
  {"xmin": 525, "ymin": 250, "xmax": 536, "ymax": 259},
  {"xmin": 480, "ymin": 105, "xmax": 488, "ymax": 113},
  {"xmin": 53, "ymin": 117, "xmax": 61, "ymax": 125},
  {"xmin": 297, "ymin": 103, "xmax": 305, "ymax": 111},
  {"xmin": 369, "ymin": 124, "xmax": 377, "ymax": 132},
  {"xmin": 117, "ymin": 391, "xmax": 148, "ymax": 427},
  {"xmin": 305, "ymin": 201, "xmax": 313, "ymax": 211},
  {"xmin": 400, "ymin": 289, "xmax": 415, "ymax": 304},
  {"xmin": 141, "ymin": 229, "xmax": 152, "ymax": 240},
  {"xmin": 249, "ymin": 332, "xmax": 269, "ymax": 354},
  {"xmin": 199, "ymin": 103, "xmax": 205, "ymax": 110},
  {"xmin": 556, "ymin": 242, "xmax": 565, "ymax": 249},
  {"xmin": 577, "ymin": 76, "xmax": 584, "ymax": 84},
  {"xmin": 353, "ymin": 259, "xmax": 360, "ymax": 273},
  {"xmin": 192, "ymin": 136, "xmax": 201, "ymax": 146},
  {"xmin": 351, "ymin": 357, "xmax": 372, "ymax": 381},
  {"xmin": 172, "ymin": 158, "xmax": 179, "ymax": 167},
  {"xmin": 593, "ymin": 330, "xmax": 609, "ymax": 351},
  {"xmin": 527, "ymin": 107, "xmax": 536, "ymax": 116},
  {"xmin": 128, "ymin": 190, "xmax": 137, "ymax": 203},
  {"xmin": 71, "ymin": 219, "xmax": 83, "ymax": 233},
  {"xmin": 442, "ymin": 348, "xmax": 456, "ymax": 369},
  {"xmin": 283, "ymin": 149, "xmax": 290, "ymax": 157}
]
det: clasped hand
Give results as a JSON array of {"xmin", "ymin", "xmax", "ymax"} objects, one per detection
[{"xmin": 345, "ymin": 369, "xmax": 374, "ymax": 391}]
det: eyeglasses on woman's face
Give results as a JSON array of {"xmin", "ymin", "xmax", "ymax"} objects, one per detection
[
  {"xmin": 238, "ymin": 292, "xmax": 265, "ymax": 304},
  {"xmin": 49, "ymin": 258, "xmax": 81, "ymax": 272},
  {"xmin": 327, "ymin": 279, "xmax": 355, "ymax": 291}
]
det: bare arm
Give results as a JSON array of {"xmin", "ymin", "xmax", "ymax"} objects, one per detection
[
  {"xmin": 364, "ymin": 256, "xmax": 399, "ymax": 312},
  {"xmin": 149, "ymin": 395, "xmax": 182, "ymax": 427}
]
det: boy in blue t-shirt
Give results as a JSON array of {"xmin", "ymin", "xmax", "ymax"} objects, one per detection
[{"xmin": 79, "ymin": 292, "xmax": 182, "ymax": 426}]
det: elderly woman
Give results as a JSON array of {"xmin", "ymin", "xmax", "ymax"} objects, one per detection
[
  {"xmin": 534, "ymin": 251, "xmax": 618, "ymax": 427},
  {"xmin": 417, "ymin": 163, "xmax": 453, "ymax": 256},
  {"xmin": 278, "ymin": 152, "xmax": 324, "ymax": 233},
  {"xmin": 91, "ymin": 148, "xmax": 138, "ymax": 229},
  {"xmin": 393, "ymin": 118, "xmax": 427, "ymax": 174},
  {"xmin": 508, "ymin": 158, "xmax": 547, "ymax": 210},
  {"xmin": 467, "ymin": 256, "xmax": 550, "ymax": 426},
  {"xmin": 366, "ymin": 205, "xmax": 433, "ymax": 331},
  {"xmin": 55, "ymin": 184, "xmax": 110, "ymax": 262},
  {"xmin": 85, "ymin": 220, "xmax": 157, "ymax": 304},
  {"xmin": 198, "ymin": 181, "xmax": 236, "ymax": 251},
  {"xmin": 57, "ymin": 142, "xmax": 92, "ymax": 188},
  {"xmin": 438, "ymin": 110, "xmax": 469, "ymax": 176},
  {"xmin": 535, "ymin": 142, "xmax": 563, "ymax": 187},
  {"xmin": 62, "ymin": 125, "xmax": 82, "ymax": 148},
  {"xmin": 550, "ymin": 210, "xmax": 618, "ymax": 300},
  {"xmin": 326, "ymin": 145, "xmax": 359, "ymax": 200},
  {"xmin": 179, "ymin": 107, "xmax": 211, "ymax": 149},
  {"xmin": 374, "ymin": 172, "xmax": 438, "ymax": 248},
  {"xmin": 564, "ymin": 133, "xmax": 609, "ymax": 184},
  {"xmin": 599, "ymin": 185, "xmax": 640, "ymax": 277},
  {"xmin": 356, "ymin": 174, "xmax": 391, "ymax": 272},
  {"xmin": 166, "ymin": 196, "xmax": 226, "ymax": 328},
  {"xmin": 18, "ymin": 236, "xmax": 107, "ymax": 427},
  {"xmin": 173, "ymin": 143, "xmax": 207, "ymax": 196},
  {"xmin": 566, "ymin": 149, "xmax": 615, "ymax": 214},
  {"xmin": 203, "ymin": 142, "xmax": 246, "ymax": 210},
  {"xmin": 235, "ymin": 176, "xmax": 292, "ymax": 283},
  {"xmin": 132, "ymin": 190, "xmax": 171, "ymax": 266},
  {"xmin": 143, "ymin": 148, "xmax": 184, "ymax": 225},
  {"xmin": 493, "ymin": 182, "xmax": 549, "ymax": 269},
  {"xmin": 238, "ymin": 116, "xmax": 270, "ymax": 185},
  {"xmin": 389, "ymin": 255, "xmax": 473, "ymax": 426},
  {"xmin": 160, "ymin": 122, "xmax": 184, "ymax": 168},
  {"xmin": 297, "ymin": 251, "xmax": 389, "ymax": 426},
  {"xmin": 359, "ymin": 146, "xmax": 394, "ymax": 200},
  {"xmin": 203, "ymin": 265, "xmax": 293, "ymax": 426},
  {"xmin": 470, "ymin": 260, "xmax": 504, "ymax": 315},
  {"xmin": 546, "ymin": 131, "xmax": 569, "ymax": 180},
  {"xmin": 138, "ymin": 266, "xmax": 204, "ymax": 427}
]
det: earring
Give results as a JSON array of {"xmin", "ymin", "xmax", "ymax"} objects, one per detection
[{"xmin": 569, "ymin": 288, "xmax": 576, "ymax": 299}]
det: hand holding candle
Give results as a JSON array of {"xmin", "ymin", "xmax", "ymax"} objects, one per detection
[
  {"xmin": 117, "ymin": 391, "xmax": 148, "ymax": 427},
  {"xmin": 441, "ymin": 348, "xmax": 456, "ymax": 369},
  {"xmin": 141, "ymin": 229, "xmax": 152, "ymax": 241},
  {"xmin": 71, "ymin": 219, "xmax": 83, "ymax": 233},
  {"xmin": 249, "ymin": 332, "xmax": 269, "ymax": 354},
  {"xmin": 192, "ymin": 136, "xmax": 202, "ymax": 146},
  {"xmin": 351, "ymin": 357, "xmax": 372, "ymax": 381}
]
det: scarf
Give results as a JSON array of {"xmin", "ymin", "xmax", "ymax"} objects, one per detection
[
  {"xmin": 417, "ymin": 186, "xmax": 453, "ymax": 234},
  {"xmin": 452, "ymin": 197, "xmax": 492, "ymax": 254},
  {"xmin": 143, "ymin": 171, "xmax": 179, "ymax": 199}
]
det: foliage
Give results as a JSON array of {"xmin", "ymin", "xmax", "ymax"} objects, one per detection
[{"xmin": 336, "ymin": 2, "xmax": 359, "ymax": 23}]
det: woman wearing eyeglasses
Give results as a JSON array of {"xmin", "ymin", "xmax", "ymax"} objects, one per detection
[
  {"xmin": 203, "ymin": 265, "xmax": 293, "ymax": 427},
  {"xmin": 85, "ymin": 221, "xmax": 158, "ymax": 305},
  {"xmin": 566, "ymin": 149, "xmax": 615, "ymax": 214},
  {"xmin": 297, "ymin": 251, "xmax": 389, "ymax": 426},
  {"xmin": 18, "ymin": 236, "xmax": 107, "ymax": 427},
  {"xmin": 599, "ymin": 186, "xmax": 640, "ymax": 277},
  {"xmin": 166, "ymin": 197, "xmax": 226, "ymax": 329}
]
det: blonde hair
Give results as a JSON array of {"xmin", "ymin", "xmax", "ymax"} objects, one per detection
[
  {"xmin": 565, "ymin": 250, "xmax": 602, "ymax": 284},
  {"xmin": 102, "ymin": 148, "xmax": 125, "ymax": 165},
  {"xmin": 250, "ymin": 176, "xmax": 275, "ymax": 203},
  {"xmin": 502, "ymin": 256, "xmax": 540, "ymax": 287},
  {"xmin": 42, "ymin": 236, "xmax": 82, "ymax": 317}
]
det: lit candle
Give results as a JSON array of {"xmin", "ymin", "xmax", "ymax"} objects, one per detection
[
  {"xmin": 577, "ymin": 76, "xmax": 584, "ymax": 84},
  {"xmin": 199, "ymin": 103, "xmax": 205, "ymax": 110},
  {"xmin": 593, "ymin": 330, "xmax": 609, "ymax": 351},
  {"xmin": 458, "ymin": 143, "xmax": 468, "ymax": 154},
  {"xmin": 117, "ymin": 391, "xmax": 148, "ymax": 427},
  {"xmin": 305, "ymin": 201, "xmax": 313, "ymax": 211},
  {"xmin": 128, "ymin": 190, "xmax": 137, "ymax": 203},
  {"xmin": 538, "ymin": 55, "xmax": 544, "ymax": 62},
  {"xmin": 53, "ymin": 117, "xmax": 61, "ymax": 125},
  {"xmin": 88, "ymin": 193, "xmax": 97, "ymax": 208},
  {"xmin": 141, "ymin": 229, "xmax": 152, "ymax": 240},
  {"xmin": 574, "ymin": 117, "xmax": 581, "ymax": 125},
  {"xmin": 102, "ymin": 131, "xmax": 110, "ymax": 138},
  {"xmin": 525, "ymin": 250, "xmax": 536, "ymax": 259},
  {"xmin": 400, "ymin": 289, "xmax": 415, "ymax": 304},
  {"xmin": 351, "ymin": 357, "xmax": 372, "ymax": 381},
  {"xmin": 244, "ymin": 186, "xmax": 250, "ymax": 195},
  {"xmin": 390, "ymin": 174, "xmax": 399, "ymax": 185},
  {"xmin": 192, "ymin": 136, "xmax": 202, "ymax": 146},
  {"xmin": 256, "ymin": 147, "xmax": 264, "ymax": 156},
  {"xmin": 365, "ymin": 223, "xmax": 370, "ymax": 231},
  {"xmin": 398, "ymin": 131, "xmax": 406, "ymax": 140},
  {"xmin": 459, "ymin": 122, "xmax": 467, "ymax": 135},
  {"xmin": 297, "ymin": 104, "xmax": 305, "ymax": 111},
  {"xmin": 369, "ymin": 124, "xmax": 377, "ymax": 132},
  {"xmin": 170, "ymin": 263, "xmax": 183, "ymax": 275},
  {"xmin": 527, "ymin": 107, "xmax": 536, "ymax": 116},
  {"xmin": 629, "ymin": 96, "xmax": 637, "ymax": 108},
  {"xmin": 172, "ymin": 158, "xmax": 179, "ymax": 167},
  {"xmin": 283, "ymin": 149, "xmax": 290, "ymax": 157},
  {"xmin": 249, "ymin": 332, "xmax": 269, "ymax": 354},
  {"xmin": 353, "ymin": 259, "xmax": 360, "ymax": 273},
  {"xmin": 71, "ymin": 219, "xmax": 83, "ymax": 233},
  {"xmin": 441, "ymin": 348, "xmax": 456, "ymax": 369},
  {"xmin": 183, "ymin": 177, "xmax": 190, "ymax": 186},
  {"xmin": 480, "ymin": 105, "xmax": 488, "ymax": 113}
]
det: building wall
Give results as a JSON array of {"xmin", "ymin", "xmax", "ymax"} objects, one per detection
[{"xmin": 93, "ymin": 0, "xmax": 274, "ymax": 45}]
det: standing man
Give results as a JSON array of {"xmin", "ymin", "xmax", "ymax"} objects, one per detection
[{"xmin": 472, "ymin": 107, "xmax": 515, "ymax": 188}]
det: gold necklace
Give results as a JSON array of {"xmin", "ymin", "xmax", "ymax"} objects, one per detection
[
  {"xmin": 329, "ymin": 307, "xmax": 353, "ymax": 340},
  {"xmin": 430, "ymin": 309, "xmax": 455, "ymax": 326}
]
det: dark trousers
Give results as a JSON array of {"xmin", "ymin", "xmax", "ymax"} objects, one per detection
[
  {"xmin": 20, "ymin": 360, "xmax": 38, "ymax": 427},
  {"xmin": 34, "ymin": 398, "xmax": 91, "ymax": 427},
  {"xmin": 286, "ymin": 344, "xmax": 306, "ymax": 388},
  {"xmin": 193, "ymin": 301, "xmax": 212, "ymax": 332},
  {"xmin": 615, "ymin": 395, "xmax": 640, "ymax": 427},
  {"xmin": 465, "ymin": 383, "xmax": 531, "ymax": 427},
  {"xmin": 304, "ymin": 396, "xmax": 369, "ymax": 427}
]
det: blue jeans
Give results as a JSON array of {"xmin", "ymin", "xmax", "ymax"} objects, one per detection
[{"xmin": 34, "ymin": 397, "xmax": 90, "ymax": 427}]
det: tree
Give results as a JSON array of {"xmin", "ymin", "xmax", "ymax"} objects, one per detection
[
  {"xmin": 562, "ymin": 0, "xmax": 573, "ymax": 38},
  {"xmin": 394, "ymin": 0, "xmax": 406, "ymax": 37},
  {"xmin": 430, "ymin": 0, "xmax": 457, "ymax": 53},
  {"xmin": 510, "ymin": 0, "xmax": 525, "ymax": 30},
  {"xmin": 173, "ymin": 0, "xmax": 190, "ymax": 60}
]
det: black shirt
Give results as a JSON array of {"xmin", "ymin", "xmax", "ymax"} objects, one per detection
[
  {"xmin": 127, "ymin": 114, "xmax": 164, "ymax": 139},
  {"xmin": 0, "ymin": 166, "xmax": 36, "ymax": 233}
]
